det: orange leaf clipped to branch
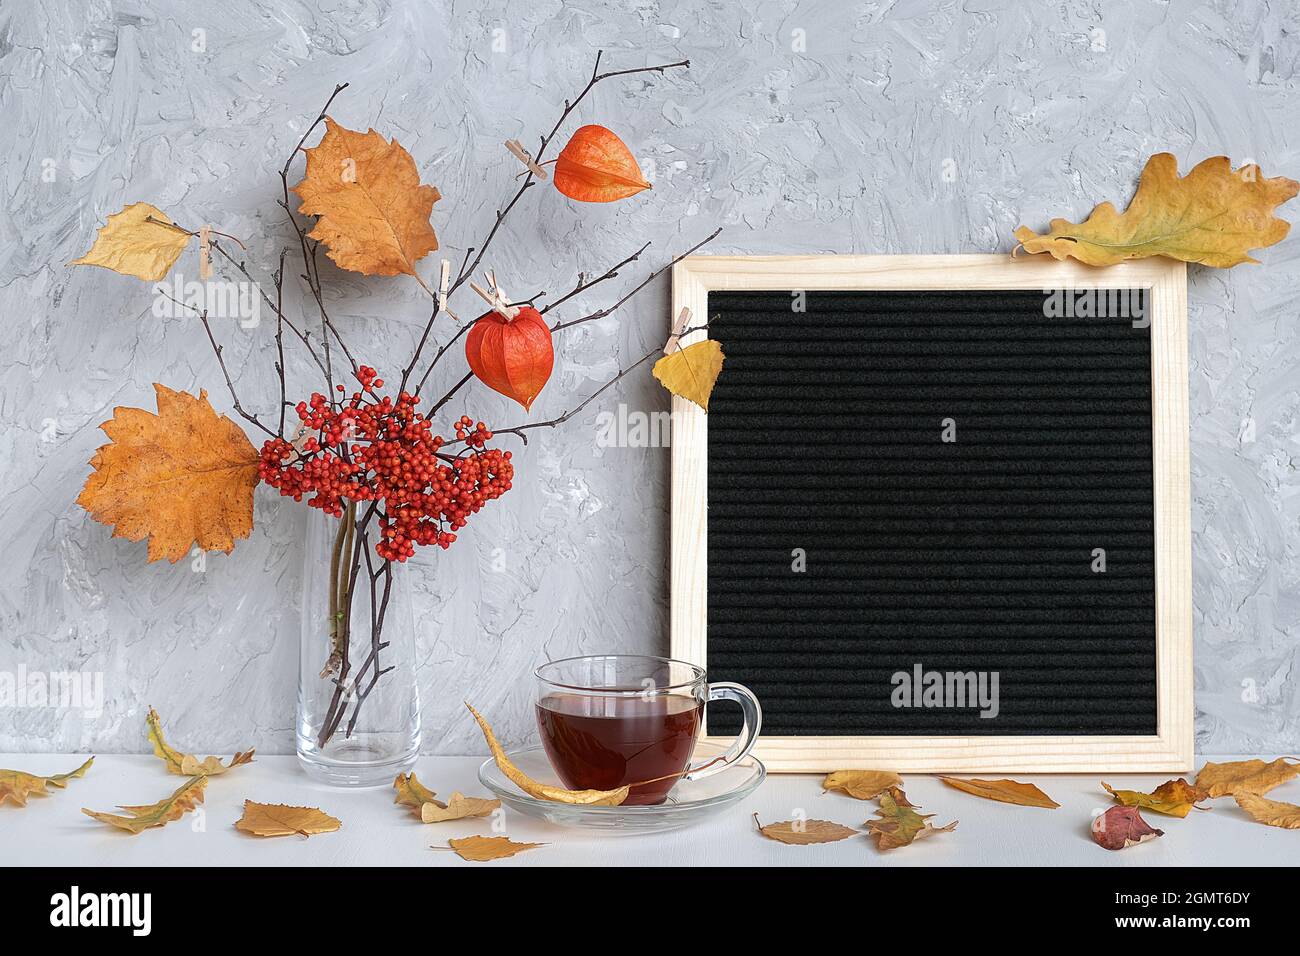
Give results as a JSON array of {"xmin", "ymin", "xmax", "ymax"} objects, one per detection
[
  {"xmin": 1195, "ymin": 757, "xmax": 1300, "ymax": 798},
  {"xmin": 553, "ymin": 125, "xmax": 651, "ymax": 203},
  {"xmin": 235, "ymin": 801, "xmax": 341, "ymax": 838},
  {"xmin": 465, "ymin": 306, "xmax": 555, "ymax": 411},
  {"xmin": 822, "ymin": 770, "xmax": 902, "ymax": 801},
  {"xmin": 1091, "ymin": 805, "xmax": 1164, "ymax": 851},
  {"xmin": 76, "ymin": 386, "xmax": 260, "ymax": 563},
  {"xmin": 71, "ymin": 202, "xmax": 193, "ymax": 281},
  {"xmin": 293, "ymin": 118, "xmax": 440, "ymax": 279},
  {"xmin": 147, "ymin": 707, "xmax": 254, "ymax": 777},
  {"xmin": 1233, "ymin": 792, "xmax": 1300, "ymax": 829},
  {"xmin": 0, "ymin": 757, "xmax": 93, "ymax": 807},
  {"xmin": 1015, "ymin": 153, "xmax": 1299, "ymax": 268},
  {"xmin": 940, "ymin": 776, "xmax": 1060, "ymax": 809},
  {"xmin": 83, "ymin": 776, "xmax": 207, "ymax": 835},
  {"xmin": 754, "ymin": 813, "xmax": 858, "ymax": 846},
  {"xmin": 866, "ymin": 787, "xmax": 957, "ymax": 850},
  {"xmin": 443, "ymin": 835, "xmax": 544, "ymax": 862},
  {"xmin": 653, "ymin": 341, "xmax": 725, "ymax": 411},
  {"xmin": 1102, "ymin": 779, "xmax": 1208, "ymax": 818}
]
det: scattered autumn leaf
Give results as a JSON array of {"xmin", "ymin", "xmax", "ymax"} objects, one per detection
[
  {"xmin": 1102, "ymin": 778, "xmax": 1208, "ymax": 818},
  {"xmin": 393, "ymin": 771, "xmax": 438, "ymax": 815},
  {"xmin": 83, "ymin": 776, "xmax": 207, "ymax": 834},
  {"xmin": 553, "ymin": 125, "xmax": 651, "ymax": 203},
  {"xmin": 465, "ymin": 306, "xmax": 555, "ymax": 411},
  {"xmin": 293, "ymin": 117, "xmax": 440, "ymax": 279},
  {"xmin": 1233, "ymin": 791, "xmax": 1300, "ymax": 829},
  {"xmin": 0, "ymin": 757, "xmax": 94, "ymax": 807},
  {"xmin": 465, "ymin": 702, "xmax": 630, "ymax": 806},
  {"xmin": 146, "ymin": 707, "xmax": 253, "ymax": 777},
  {"xmin": 653, "ymin": 340, "xmax": 725, "ymax": 411},
  {"xmin": 1195, "ymin": 757, "xmax": 1300, "ymax": 798},
  {"xmin": 866, "ymin": 787, "xmax": 957, "ymax": 850},
  {"xmin": 822, "ymin": 770, "xmax": 902, "ymax": 801},
  {"xmin": 1091, "ymin": 805, "xmax": 1164, "ymax": 850},
  {"xmin": 940, "ymin": 776, "xmax": 1060, "ymax": 809},
  {"xmin": 754, "ymin": 813, "xmax": 858, "ymax": 845},
  {"xmin": 443, "ymin": 835, "xmax": 544, "ymax": 862},
  {"xmin": 71, "ymin": 202, "xmax": 193, "ymax": 281},
  {"xmin": 234, "ymin": 801, "xmax": 341, "ymax": 838},
  {"xmin": 1015, "ymin": 153, "xmax": 1299, "ymax": 268},
  {"xmin": 76, "ymin": 385, "xmax": 260, "ymax": 563},
  {"xmin": 422, "ymin": 792, "xmax": 501, "ymax": 824}
]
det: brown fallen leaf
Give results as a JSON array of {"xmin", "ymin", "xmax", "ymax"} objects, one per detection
[
  {"xmin": 76, "ymin": 385, "xmax": 260, "ymax": 563},
  {"xmin": 866, "ymin": 787, "xmax": 957, "ymax": 850},
  {"xmin": 1195, "ymin": 757, "xmax": 1300, "ymax": 798},
  {"xmin": 0, "ymin": 757, "xmax": 94, "ymax": 807},
  {"xmin": 653, "ymin": 340, "xmax": 725, "ymax": 412},
  {"xmin": 71, "ymin": 202, "xmax": 194, "ymax": 281},
  {"xmin": 393, "ymin": 771, "xmax": 437, "ymax": 815},
  {"xmin": 443, "ymin": 835, "xmax": 544, "ymax": 862},
  {"xmin": 234, "ymin": 800, "xmax": 341, "ymax": 838},
  {"xmin": 822, "ymin": 769, "xmax": 903, "ymax": 801},
  {"xmin": 293, "ymin": 118, "xmax": 440, "ymax": 280},
  {"xmin": 465, "ymin": 702, "xmax": 629, "ymax": 806},
  {"xmin": 82, "ymin": 776, "xmax": 207, "ymax": 834},
  {"xmin": 940, "ymin": 776, "xmax": 1060, "ymax": 809},
  {"xmin": 1091, "ymin": 805, "xmax": 1164, "ymax": 850},
  {"xmin": 754, "ymin": 813, "xmax": 858, "ymax": 845},
  {"xmin": 1102, "ymin": 778, "xmax": 1208, "ymax": 818},
  {"xmin": 146, "ymin": 707, "xmax": 253, "ymax": 777},
  {"xmin": 1233, "ymin": 791, "xmax": 1300, "ymax": 829},
  {"xmin": 422, "ymin": 792, "xmax": 501, "ymax": 824},
  {"xmin": 1015, "ymin": 153, "xmax": 1299, "ymax": 268}
]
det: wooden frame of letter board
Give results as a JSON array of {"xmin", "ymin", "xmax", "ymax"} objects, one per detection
[{"xmin": 670, "ymin": 254, "xmax": 1191, "ymax": 773}]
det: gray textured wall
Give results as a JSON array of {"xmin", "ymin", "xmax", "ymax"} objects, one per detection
[{"xmin": 1, "ymin": 0, "xmax": 1297, "ymax": 756}]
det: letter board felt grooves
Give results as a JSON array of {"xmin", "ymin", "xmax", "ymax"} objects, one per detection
[{"xmin": 702, "ymin": 288, "xmax": 1157, "ymax": 738}]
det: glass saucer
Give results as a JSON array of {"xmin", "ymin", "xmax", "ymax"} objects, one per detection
[{"xmin": 477, "ymin": 741, "xmax": 766, "ymax": 833}]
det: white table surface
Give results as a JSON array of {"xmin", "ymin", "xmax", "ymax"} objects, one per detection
[{"xmin": 3, "ymin": 753, "xmax": 1294, "ymax": 866}]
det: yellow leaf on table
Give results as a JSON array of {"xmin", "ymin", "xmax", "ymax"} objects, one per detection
[
  {"xmin": 292, "ymin": 117, "xmax": 440, "ymax": 278},
  {"xmin": 71, "ymin": 202, "xmax": 193, "ymax": 281},
  {"xmin": 234, "ymin": 801, "xmax": 341, "ymax": 837},
  {"xmin": 822, "ymin": 770, "xmax": 902, "ymax": 801},
  {"xmin": 653, "ymin": 340, "xmax": 725, "ymax": 411},
  {"xmin": 82, "ymin": 776, "xmax": 207, "ymax": 834},
  {"xmin": 1102, "ymin": 778, "xmax": 1208, "ymax": 818},
  {"xmin": 866, "ymin": 787, "xmax": 957, "ymax": 850},
  {"xmin": 146, "ymin": 707, "xmax": 253, "ymax": 776},
  {"xmin": 422, "ymin": 792, "xmax": 501, "ymax": 823},
  {"xmin": 0, "ymin": 757, "xmax": 94, "ymax": 807},
  {"xmin": 1195, "ymin": 757, "xmax": 1300, "ymax": 798},
  {"xmin": 393, "ymin": 771, "xmax": 437, "ymax": 814},
  {"xmin": 940, "ymin": 776, "xmax": 1060, "ymax": 809},
  {"xmin": 754, "ymin": 813, "xmax": 858, "ymax": 845},
  {"xmin": 76, "ymin": 385, "xmax": 260, "ymax": 564},
  {"xmin": 465, "ymin": 702, "xmax": 629, "ymax": 806},
  {"xmin": 1014, "ymin": 153, "xmax": 1299, "ymax": 268},
  {"xmin": 444, "ymin": 835, "xmax": 544, "ymax": 862},
  {"xmin": 1233, "ymin": 792, "xmax": 1300, "ymax": 829}
]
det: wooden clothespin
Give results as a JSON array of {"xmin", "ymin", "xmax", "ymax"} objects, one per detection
[
  {"xmin": 664, "ymin": 306, "xmax": 691, "ymax": 355},
  {"xmin": 437, "ymin": 259, "xmax": 459, "ymax": 320},
  {"xmin": 198, "ymin": 224, "xmax": 213, "ymax": 281},
  {"xmin": 505, "ymin": 139, "xmax": 548, "ymax": 179},
  {"xmin": 469, "ymin": 270, "xmax": 519, "ymax": 320}
]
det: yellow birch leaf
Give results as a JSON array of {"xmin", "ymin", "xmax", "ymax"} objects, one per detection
[
  {"xmin": 421, "ymin": 792, "xmax": 501, "ymax": 824},
  {"xmin": 76, "ymin": 385, "xmax": 260, "ymax": 563},
  {"xmin": 443, "ymin": 835, "xmax": 544, "ymax": 862},
  {"xmin": 71, "ymin": 202, "xmax": 193, "ymax": 281},
  {"xmin": 940, "ymin": 776, "xmax": 1060, "ymax": 809},
  {"xmin": 822, "ymin": 770, "xmax": 903, "ymax": 801},
  {"xmin": 234, "ymin": 800, "xmax": 341, "ymax": 837},
  {"xmin": 393, "ymin": 771, "xmax": 437, "ymax": 814},
  {"xmin": 866, "ymin": 787, "xmax": 957, "ymax": 850},
  {"xmin": 1015, "ymin": 153, "xmax": 1299, "ymax": 268},
  {"xmin": 653, "ymin": 339, "xmax": 724, "ymax": 412},
  {"xmin": 292, "ymin": 118, "xmax": 440, "ymax": 278},
  {"xmin": 465, "ymin": 702, "xmax": 630, "ymax": 806},
  {"xmin": 1101, "ymin": 778, "xmax": 1208, "ymax": 818},
  {"xmin": 1233, "ymin": 791, "xmax": 1300, "ymax": 829},
  {"xmin": 0, "ymin": 757, "xmax": 94, "ymax": 807},
  {"xmin": 146, "ymin": 707, "xmax": 253, "ymax": 776},
  {"xmin": 754, "ymin": 813, "xmax": 858, "ymax": 845},
  {"xmin": 1195, "ymin": 757, "xmax": 1300, "ymax": 798},
  {"xmin": 82, "ymin": 776, "xmax": 207, "ymax": 834}
]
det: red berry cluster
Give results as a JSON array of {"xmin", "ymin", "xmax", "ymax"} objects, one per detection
[{"xmin": 258, "ymin": 366, "xmax": 513, "ymax": 562}]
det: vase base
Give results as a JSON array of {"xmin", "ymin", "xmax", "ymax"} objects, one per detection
[{"xmin": 297, "ymin": 732, "xmax": 418, "ymax": 788}]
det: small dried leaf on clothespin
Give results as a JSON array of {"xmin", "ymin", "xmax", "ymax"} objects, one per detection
[
  {"xmin": 505, "ymin": 139, "xmax": 549, "ymax": 180},
  {"xmin": 198, "ymin": 224, "xmax": 212, "ymax": 281},
  {"xmin": 664, "ymin": 306, "xmax": 691, "ymax": 355}
]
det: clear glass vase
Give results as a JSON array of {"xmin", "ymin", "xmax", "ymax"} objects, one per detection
[{"xmin": 297, "ymin": 502, "xmax": 420, "ymax": 786}]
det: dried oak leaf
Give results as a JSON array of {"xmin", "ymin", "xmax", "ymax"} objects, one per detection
[
  {"xmin": 1091, "ymin": 805, "xmax": 1164, "ymax": 850},
  {"xmin": 444, "ymin": 835, "xmax": 544, "ymax": 862},
  {"xmin": 0, "ymin": 757, "xmax": 94, "ymax": 807},
  {"xmin": 553, "ymin": 125, "xmax": 651, "ymax": 203},
  {"xmin": 822, "ymin": 770, "xmax": 902, "ymax": 801},
  {"xmin": 82, "ymin": 776, "xmax": 207, "ymax": 834},
  {"xmin": 234, "ymin": 801, "xmax": 341, "ymax": 838},
  {"xmin": 465, "ymin": 702, "xmax": 630, "ymax": 806},
  {"xmin": 1102, "ymin": 778, "xmax": 1208, "ymax": 818},
  {"xmin": 292, "ymin": 117, "xmax": 440, "ymax": 278},
  {"xmin": 393, "ymin": 771, "xmax": 438, "ymax": 815},
  {"xmin": 754, "ymin": 813, "xmax": 858, "ymax": 845},
  {"xmin": 147, "ymin": 707, "xmax": 253, "ymax": 777},
  {"xmin": 422, "ymin": 792, "xmax": 501, "ymax": 824},
  {"xmin": 76, "ymin": 385, "xmax": 260, "ymax": 563},
  {"xmin": 71, "ymin": 202, "xmax": 193, "ymax": 281},
  {"xmin": 866, "ymin": 787, "xmax": 957, "ymax": 850},
  {"xmin": 1195, "ymin": 757, "xmax": 1300, "ymax": 798},
  {"xmin": 1233, "ymin": 792, "xmax": 1300, "ymax": 829},
  {"xmin": 653, "ymin": 340, "xmax": 725, "ymax": 411},
  {"xmin": 1015, "ymin": 153, "xmax": 1299, "ymax": 268},
  {"xmin": 940, "ymin": 776, "xmax": 1060, "ymax": 809}
]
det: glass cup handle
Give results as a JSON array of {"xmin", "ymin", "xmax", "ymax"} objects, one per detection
[{"xmin": 683, "ymin": 681, "xmax": 763, "ymax": 782}]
